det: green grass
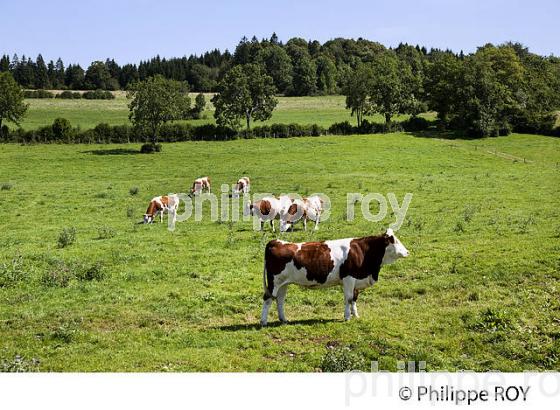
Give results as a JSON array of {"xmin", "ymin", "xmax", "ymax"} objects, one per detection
[
  {"xmin": 14, "ymin": 94, "xmax": 435, "ymax": 130},
  {"xmin": 1, "ymin": 133, "xmax": 559, "ymax": 371}
]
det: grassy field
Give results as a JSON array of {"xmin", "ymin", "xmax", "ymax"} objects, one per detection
[
  {"xmin": 14, "ymin": 94, "xmax": 435, "ymax": 130},
  {"xmin": 0, "ymin": 133, "xmax": 559, "ymax": 371}
]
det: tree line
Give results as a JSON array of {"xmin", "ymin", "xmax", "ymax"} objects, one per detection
[{"xmin": 1, "ymin": 34, "xmax": 559, "ymax": 138}]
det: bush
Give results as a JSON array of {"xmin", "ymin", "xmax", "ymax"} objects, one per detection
[
  {"xmin": 0, "ymin": 253, "xmax": 26, "ymax": 287},
  {"xmin": 320, "ymin": 346, "xmax": 366, "ymax": 372},
  {"xmin": 57, "ymin": 227, "xmax": 76, "ymax": 248},
  {"xmin": 23, "ymin": 89, "xmax": 54, "ymax": 98},
  {"xmin": 129, "ymin": 186, "xmax": 139, "ymax": 196},
  {"xmin": 140, "ymin": 143, "xmax": 162, "ymax": 153},
  {"xmin": 76, "ymin": 262, "xmax": 105, "ymax": 281},
  {"xmin": 56, "ymin": 90, "xmax": 82, "ymax": 99},
  {"xmin": 82, "ymin": 89, "xmax": 115, "ymax": 100},
  {"xmin": 41, "ymin": 261, "xmax": 73, "ymax": 287},
  {"xmin": 52, "ymin": 118, "xmax": 73, "ymax": 142},
  {"xmin": 97, "ymin": 225, "xmax": 116, "ymax": 239},
  {"xmin": 402, "ymin": 116, "xmax": 432, "ymax": 132}
]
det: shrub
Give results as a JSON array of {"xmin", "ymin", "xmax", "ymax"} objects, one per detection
[
  {"xmin": 41, "ymin": 261, "xmax": 73, "ymax": 287},
  {"xmin": 140, "ymin": 143, "xmax": 162, "ymax": 153},
  {"xmin": 57, "ymin": 227, "xmax": 76, "ymax": 248},
  {"xmin": 56, "ymin": 90, "xmax": 82, "ymax": 99},
  {"xmin": 82, "ymin": 89, "xmax": 115, "ymax": 100},
  {"xmin": 329, "ymin": 121, "xmax": 354, "ymax": 135},
  {"xmin": 129, "ymin": 186, "xmax": 139, "ymax": 196},
  {"xmin": 0, "ymin": 253, "xmax": 26, "ymax": 287},
  {"xmin": 97, "ymin": 225, "xmax": 116, "ymax": 239},
  {"xmin": 320, "ymin": 346, "xmax": 366, "ymax": 372},
  {"xmin": 23, "ymin": 89, "xmax": 54, "ymax": 98},
  {"xmin": 402, "ymin": 116, "xmax": 432, "ymax": 132},
  {"xmin": 76, "ymin": 262, "xmax": 105, "ymax": 281},
  {"xmin": 52, "ymin": 118, "xmax": 73, "ymax": 142},
  {"xmin": 1, "ymin": 182, "xmax": 13, "ymax": 190}
]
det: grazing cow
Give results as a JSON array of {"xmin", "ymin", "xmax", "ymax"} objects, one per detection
[
  {"xmin": 247, "ymin": 196, "xmax": 284, "ymax": 232},
  {"xmin": 260, "ymin": 229, "xmax": 409, "ymax": 325},
  {"xmin": 191, "ymin": 176, "xmax": 211, "ymax": 195},
  {"xmin": 144, "ymin": 194, "xmax": 180, "ymax": 224},
  {"xmin": 233, "ymin": 176, "xmax": 251, "ymax": 197},
  {"xmin": 279, "ymin": 195, "xmax": 324, "ymax": 232},
  {"xmin": 279, "ymin": 198, "xmax": 307, "ymax": 232}
]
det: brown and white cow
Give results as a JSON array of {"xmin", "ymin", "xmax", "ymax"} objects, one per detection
[
  {"xmin": 233, "ymin": 177, "xmax": 251, "ymax": 197},
  {"xmin": 247, "ymin": 196, "xmax": 284, "ymax": 232},
  {"xmin": 260, "ymin": 228, "xmax": 409, "ymax": 325},
  {"xmin": 144, "ymin": 194, "xmax": 180, "ymax": 224},
  {"xmin": 190, "ymin": 176, "xmax": 211, "ymax": 195},
  {"xmin": 279, "ymin": 195, "xmax": 324, "ymax": 232}
]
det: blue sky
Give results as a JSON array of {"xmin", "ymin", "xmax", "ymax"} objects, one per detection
[{"xmin": 1, "ymin": 0, "xmax": 558, "ymax": 66}]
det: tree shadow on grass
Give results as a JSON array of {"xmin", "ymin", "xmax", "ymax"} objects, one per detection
[
  {"xmin": 82, "ymin": 148, "xmax": 140, "ymax": 156},
  {"xmin": 216, "ymin": 318, "xmax": 340, "ymax": 332},
  {"xmin": 406, "ymin": 129, "xmax": 473, "ymax": 140}
]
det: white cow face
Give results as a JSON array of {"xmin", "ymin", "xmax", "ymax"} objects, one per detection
[
  {"xmin": 143, "ymin": 214, "xmax": 154, "ymax": 224},
  {"xmin": 279, "ymin": 220, "xmax": 292, "ymax": 232},
  {"xmin": 382, "ymin": 228, "xmax": 409, "ymax": 264}
]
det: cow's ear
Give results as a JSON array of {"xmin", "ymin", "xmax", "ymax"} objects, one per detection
[{"xmin": 384, "ymin": 228, "xmax": 395, "ymax": 244}]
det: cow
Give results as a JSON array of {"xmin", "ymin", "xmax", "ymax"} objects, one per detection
[
  {"xmin": 190, "ymin": 176, "xmax": 211, "ymax": 196},
  {"xmin": 279, "ymin": 195, "xmax": 324, "ymax": 232},
  {"xmin": 144, "ymin": 194, "xmax": 180, "ymax": 224},
  {"xmin": 247, "ymin": 196, "xmax": 284, "ymax": 232},
  {"xmin": 260, "ymin": 228, "xmax": 409, "ymax": 326},
  {"xmin": 233, "ymin": 176, "xmax": 251, "ymax": 197}
]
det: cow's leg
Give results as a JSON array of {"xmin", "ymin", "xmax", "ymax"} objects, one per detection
[
  {"xmin": 303, "ymin": 217, "xmax": 307, "ymax": 231},
  {"xmin": 352, "ymin": 289, "xmax": 360, "ymax": 318},
  {"xmin": 314, "ymin": 213, "xmax": 320, "ymax": 231},
  {"xmin": 342, "ymin": 277, "xmax": 356, "ymax": 321},
  {"xmin": 270, "ymin": 219, "xmax": 275, "ymax": 232},
  {"xmin": 276, "ymin": 284, "xmax": 289, "ymax": 324},
  {"xmin": 261, "ymin": 296, "xmax": 273, "ymax": 326}
]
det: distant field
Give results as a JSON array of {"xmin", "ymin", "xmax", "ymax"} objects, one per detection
[
  {"xmin": 14, "ymin": 94, "xmax": 435, "ymax": 130},
  {"xmin": 0, "ymin": 133, "xmax": 558, "ymax": 371}
]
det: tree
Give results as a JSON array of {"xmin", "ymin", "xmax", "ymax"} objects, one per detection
[
  {"xmin": 35, "ymin": 54, "xmax": 50, "ymax": 89},
  {"xmin": 289, "ymin": 48, "xmax": 317, "ymax": 96},
  {"xmin": 315, "ymin": 55, "xmax": 338, "ymax": 95},
  {"xmin": 450, "ymin": 45, "xmax": 526, "ymax": 136},
  {"xmin": 212, "ymin": 64, "xmax": 277, "ymax": 130},
  {"xmin": 255, "ymin": 45, "xmax": 293, "ymax": 94},
  {"xmin": 425, "ymin": 51, "xmax": 462, "ymax": 123},
  {"xmin": 0, "ymin": 72, "xmax": 28, "ymax": 131},
  {"xmin": 368, "ymin": 52, "xmax": 419, "ymax": 124},
  {"xmin": 342, "ymin": 63, "xmax": 373, "ymax": 126},
  {"xmin": 127, "ymin": 75, "xmax": 190, "ymax": 144},
  {"xmin": 65, "ymin": 64, "xmax": 85, "ymax": 89},
  {"xmin": 84, "ymin": 61, "xmax": 114, "ymax": 90}
]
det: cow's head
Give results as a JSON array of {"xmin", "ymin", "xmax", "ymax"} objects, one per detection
[
  {"xmin": 143, "ymin": 214, "xmax": 154, "ymax": 224},
  {"xmin": 382, "ymin": 228, "xmax": 409, "ymax": 264}
]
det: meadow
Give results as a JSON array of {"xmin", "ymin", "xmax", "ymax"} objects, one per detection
[
  {"xmin": 14, "ymin": 93, "xmax": 435, "ymax": 130},
  {"xmin": 0, "ymin": 131, "xmax": 559, "ymax": 371}
]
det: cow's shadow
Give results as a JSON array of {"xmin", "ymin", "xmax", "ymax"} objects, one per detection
[{"xmin": 216, "ymin": 318, "xmax": 339, "ymax": 331}]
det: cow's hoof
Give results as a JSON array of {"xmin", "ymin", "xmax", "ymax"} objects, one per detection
[
  {"xmin": 260, "ymin": 321, "xmax": 268, "ymax": 327},
  {"xmin": 279, "ymin": 319, "xmax": 288, "ymax": 325}
]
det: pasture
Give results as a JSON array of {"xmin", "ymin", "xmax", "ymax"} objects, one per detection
[
  {"xmin": 14, "ymin": 94, "xmax": 435, "ymax": 130},
  {"xmin": 0, "ymin": 132, "xmax": 559, "ymax": 371}
]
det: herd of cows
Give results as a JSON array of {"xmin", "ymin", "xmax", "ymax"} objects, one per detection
[{"xmin": 142, "ymin": 176, "xmax": 410, "ymax": 326}]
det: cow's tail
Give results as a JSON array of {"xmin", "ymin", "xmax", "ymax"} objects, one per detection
[{"xmin": 262, "ymin": 259, "xmax": 272, "ymax": 300}]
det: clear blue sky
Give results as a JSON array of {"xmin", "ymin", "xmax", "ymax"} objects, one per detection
[{"xmin": 1, "ymin": 0, "xmax": 558, "ymax": 66}]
